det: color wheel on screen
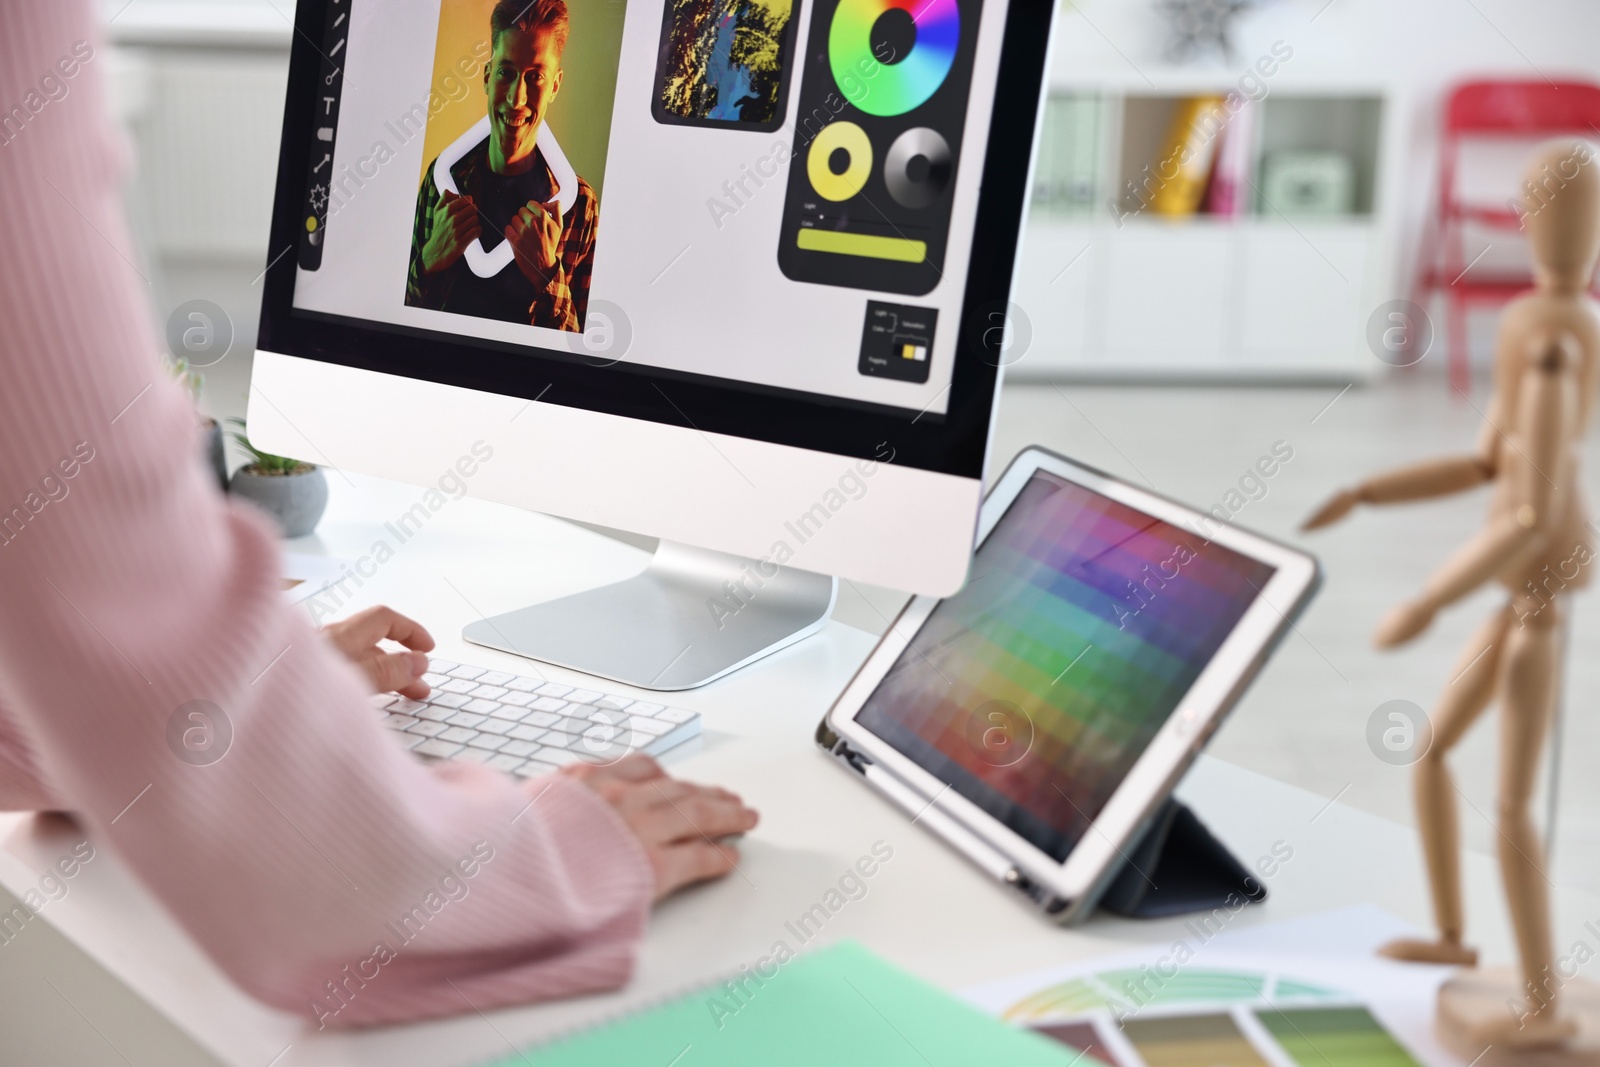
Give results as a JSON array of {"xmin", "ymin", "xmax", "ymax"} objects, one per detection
[{"xmin": 829, "ymin": 0, "xmax": 961, "ymax": 116}]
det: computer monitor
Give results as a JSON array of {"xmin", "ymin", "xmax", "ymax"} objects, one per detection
[{"xmin": 253, "ymin": 0, "xmax": 1055, "ymax": 689}]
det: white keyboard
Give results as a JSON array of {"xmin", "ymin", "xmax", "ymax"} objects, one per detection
[{"xmin": 372, "ymin": 657, "xmax": 701, "ymax": 778}]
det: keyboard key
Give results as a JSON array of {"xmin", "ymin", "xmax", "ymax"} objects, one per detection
[
  {"xmin": 463, "ymin": 698, "xmax": 502, "ymax": 715},
  {"xmin": 476, "ymin": 671, "xmax": 517, "ymax": 687},
  {"xmin": 514, "ymin": 761, "xmax": 558, "ymax": 778},
  {"xmin": 429, "ymin": 692, "xmax": 471, "ymax": 709},
  {"xmin": 533, "ymin": 746, "xmax": 582, "ymax": 766},
  {"xmin": 630, "ymin": 702, "xmax": 664, "ymax": 716},
  {"xmin": 566, "ymin": 688, "xmax": 602, "ymax": 705},
  {"xmin": 478, "ymin": 718, "xmax": 515, "ymax": 735},
  {"xmin": 445, "ymin": 712, "xmax": 487, "ymax": 729},
  {"xmin": 520, "ymin": 711, "xmax": 561, "ymax": 728},
  {"xmin": 499, "ymin": 739, "xmax": 541, "ymax": 758},
  {"xmin": 381, "ymin": 714, "xmax": 419, "ymax": 730},
  {"xmin": 414, "ymin": 739, "xmax": 464, "ymax": 759},
  {"xmin": 487, "ymin": 753, "xmax": 527, "ymax": 773},
  {"xmin": 546, "ymin": 717, "xmax": 590, "ymax": 735},
  {"xmin": 439, "ymin": 679, "xmax": 478, "ymax": 695},
  {"xmin": 448, "ymin": 665, "xmax": 486, "ymax": 680},
  {"xmin": 389, "ymin": 731, "xmax": 426, "ymax": 751},
  {"xmin": 415, "ymin": 704, "xmax": 454, "ymax": 722},
  {"xmin": 535, "ymin": 683, "xmax": 573, "ymax": 698},
  {"xmin": 538, "ymin": 731, "xmax": 574, "ymax": 749},
  {"xmin": 655, "ymin": 707, "xmax": 696, "ymax": 725},
  {"xmin": 405, "ymin": 720, "xmax": 450, "ymax": 737},
  {"xmin": 427, "ymin": 658, "xmax": 459, "ymax": 673},
  {"xmin": 467, "ymin": 733, "xmax": 507, "ymax": 751},
  {"xmin": 505, "ymin": 677, "xmax": 541, "ymax": 692},
  {"xmin": 439, "ymin": 726, "xmax": 478, "ymax": 744},
  {"xmin": 422, "ymin": 672, "xmax": 449, "ymax": 688},
  {"xmin": 594, "ymin": 696, "xmax": 633, "ymax": 712},
  {"xmin": 451, "ymin": 747, "xmax": 493, "ymax": 764},
  {"xmin": 627, "ymin": 717, "xmax": 677, "ymax": 737},
  {"xmin": 371, "ymin": 694, "xmax": 401, "ymax": 710},
  {"xmin": 488, "ymin": 704, "xmax": 526, "ymax": 722},
  {"xmin": 501, "ymin": 691, "xmax": 536, "ymax": 707},
  {"xmin": 392, "ymin": 698, "xmax": 429, "ymax": 715},
  {"xmin": 531, "ymin": 696, "xmax": 568, "ymax": 712},
  {"xmin": 508, "ymin": 725, "xmax": 549, "ymax": 743}
]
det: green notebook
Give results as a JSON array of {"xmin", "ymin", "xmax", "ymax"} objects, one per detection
[{"xmin": 483, "ymin": 941, "xmax": 1079, "ymax": 1066}]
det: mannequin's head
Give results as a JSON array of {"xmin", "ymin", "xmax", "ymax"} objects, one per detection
[{"xmin": 1519, "ymin": 138, "xmax": 1600, "ymax": 291}]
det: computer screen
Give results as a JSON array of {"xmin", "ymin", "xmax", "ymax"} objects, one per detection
[{"xmin": 276, "ymin": 0, "xmax": 1031, "ymax": 426}]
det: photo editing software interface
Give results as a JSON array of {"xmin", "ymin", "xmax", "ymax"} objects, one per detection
[{"xmin": 288, "ymin": 0, "xmax": 1010, "ymax": 417}]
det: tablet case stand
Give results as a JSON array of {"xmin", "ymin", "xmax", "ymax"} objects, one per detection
[{"xmin": 1096, "ymin": 798, "xmax": 1267, "ymax": 919}]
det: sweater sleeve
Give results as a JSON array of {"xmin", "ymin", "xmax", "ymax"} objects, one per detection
[
  {"xmin": 0, "ymin": 1, "xmax": 653, "ymax": 1029},
  {"xmin": 0, "ymin": 693, "xmax": 62, "ymax": 812}
]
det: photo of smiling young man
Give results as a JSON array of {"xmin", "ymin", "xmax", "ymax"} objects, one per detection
[{"xmin": 406, "ymin": 0, "xmax": 596, "ymax": 331}]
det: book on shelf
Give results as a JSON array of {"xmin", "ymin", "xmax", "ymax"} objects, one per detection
[
  {"xmin": 1033, "ymin": 94, "xmax": 1100, "ymax": 216},
  {"xmin": 1205, "ymin": 96, "xmax": 1256, "ymax": 217},
  {"xmin": 1149, "ymin": 94, "xmax": 1226, "ymax": 217}
]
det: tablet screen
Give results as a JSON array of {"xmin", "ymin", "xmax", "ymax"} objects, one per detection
[{"xmin": 855, "ymin": 470, "xmax": 1277, "ymax": 862}]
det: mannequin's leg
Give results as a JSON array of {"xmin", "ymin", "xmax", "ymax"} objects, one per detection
[
  {"xmin": 1473, "ymin": 604, "xmax": 1575, "ymax": 1046},
  {"xmin": 1379, "ymin": 606, "xmax": 1509, "ymax": 965}
]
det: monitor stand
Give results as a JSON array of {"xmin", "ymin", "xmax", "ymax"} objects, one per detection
[{"xmin": 462, "ymin": 541, "xmax": 838, "ymax": 691}]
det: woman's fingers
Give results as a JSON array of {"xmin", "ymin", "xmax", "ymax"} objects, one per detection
[
  {"xmin": 562, "ymin": 753, "xmax": 665, "ymax": 785},
  {"xmin": 566, "ymin": 765, "xmax": 757, "ymax": 901},
  {"xmin": 366, "ymin": 649, "xmax": 430, "ymax": 697},
  {"xmin": 656, "ymin": 840, "xmax": 740, "ymax": 897},
  {"xmin": 335, "ymin": 605, "xmax": 436, "ymax": 652},
  {"xmin": 634, "ymin": 786, "xmax": 758, "ymax": 846}
]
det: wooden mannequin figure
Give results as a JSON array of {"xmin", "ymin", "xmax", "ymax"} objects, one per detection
[{"xmin": 1305, "ymin": 138, "xmax": 1600, "ymax": 1056}]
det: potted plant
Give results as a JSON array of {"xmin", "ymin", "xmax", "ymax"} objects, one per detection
[
  {"xmin": 165, "ymin": 356, "xmax": 228, "ymax": 492},
  {"xmin": 225, "ymin": 417, "xmax": 328, "ymax": 538}
]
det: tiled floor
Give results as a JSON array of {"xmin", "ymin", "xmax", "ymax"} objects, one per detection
[{"xmin": 985, "ymin": 372, "xmax": 1600, "ymax": 897}]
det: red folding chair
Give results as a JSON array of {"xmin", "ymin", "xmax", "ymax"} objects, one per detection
[{"xmin": 1414, "ymin": 79, "xmax": 1600, "ymax": 392}]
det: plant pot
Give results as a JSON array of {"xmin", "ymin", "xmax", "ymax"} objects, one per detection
[
  {"xmin": 228, "ymin": 464, "xmax": 328, "ymax": 538},
  {"xmin": 201, "ymin": 418, "xmax": 228, "ymax": 493}
]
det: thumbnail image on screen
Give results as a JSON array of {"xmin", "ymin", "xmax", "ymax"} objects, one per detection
[
  {"xmin": 404, "ymin": 0, "xmax": 626, "ymax": 333},
  {"xmin": 856, "ymin": 471, "xmax": 1277, "ymax": 862},
  {"xmin": 651, "ymin": 0, "xmax": 797, "ymax": 130}
]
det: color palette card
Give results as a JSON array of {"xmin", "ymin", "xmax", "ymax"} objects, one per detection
[
  {"xmin": 480, "ymin": 941, "xmax": 1081, "ymax": 1067},
  {"xmin": 962, "ymin": 906, "xmax": 1460, "ymax": 1067}
]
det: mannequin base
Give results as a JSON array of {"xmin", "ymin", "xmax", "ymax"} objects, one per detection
[
  {"xmin": 1379, "ymin": 936, "xmax": 1479, "ymax": 966},
  {"xmin": 1439, "ymin": 969, "xmax": 1600, "ymax": 1065}
]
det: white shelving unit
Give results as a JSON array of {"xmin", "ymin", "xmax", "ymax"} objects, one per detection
[{"xmin": 1009, "ymin": 85, "xmax": 1400, "ymax": 381}]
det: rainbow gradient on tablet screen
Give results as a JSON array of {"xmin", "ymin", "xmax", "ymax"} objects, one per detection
[
  {"xmin": 829, "ymin": 0, "xmax": 961, "ymax": 117},
  {"xmin": 856, "ymin": 471, "xmax": 1277, "ymax": 862}
]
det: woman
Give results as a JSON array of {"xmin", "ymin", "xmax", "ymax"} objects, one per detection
[{"xmin": 0, "ymin": 0, "xmax": 756, "ymax": 1028}]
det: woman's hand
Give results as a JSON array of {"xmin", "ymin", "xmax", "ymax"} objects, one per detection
[
  {"xmin": 322, "ymin": 606, "xmax": 436, "ymax": 699},
  {"xmin": 562, "ymin": 755, "xmax": 759, "ymax": 900}
]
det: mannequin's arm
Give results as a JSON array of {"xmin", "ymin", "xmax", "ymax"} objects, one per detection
[
  {"xmin": 1302, "ymin": 396, "xmax": 1506, "ymax": 531},
  {"xmin": 1374, "ymin": 338, "xmax": 1571, "ymax": 646}
]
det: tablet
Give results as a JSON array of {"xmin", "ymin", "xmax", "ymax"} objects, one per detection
[{"xmin": 817, "ymin": 446, "xmax": 1320, "ymax": 923}]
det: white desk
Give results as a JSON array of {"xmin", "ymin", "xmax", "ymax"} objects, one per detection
[{"xmin": 3, "ymin": 472, "xmax": 1597, "ymax": 1066}]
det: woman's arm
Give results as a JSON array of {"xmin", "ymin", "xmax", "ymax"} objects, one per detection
[
  {"xmin": 0, "ymin": 693, "xmax": 62, "ymax": 812},
  {"xmin": 0, "ymin": 0, "xmax": 723, "ymax": 1028}
]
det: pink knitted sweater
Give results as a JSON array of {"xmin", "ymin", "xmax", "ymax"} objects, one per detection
[{"xmin": 0, "ymin": 0, "xmax": 653, "ymax": 1029}]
